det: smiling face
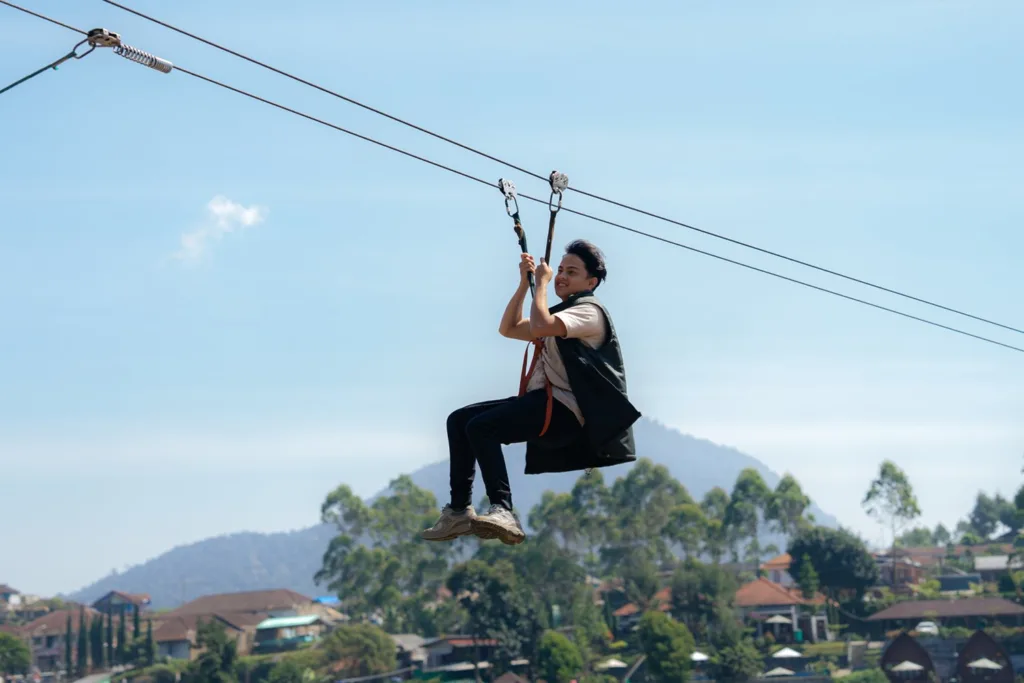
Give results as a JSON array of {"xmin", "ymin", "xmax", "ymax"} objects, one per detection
[{"xmin": 554, "ymin": 253, "xmax": 598, "ymax": 300}]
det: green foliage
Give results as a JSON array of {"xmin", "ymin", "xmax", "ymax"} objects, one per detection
[
  {"xmin": 538, "ymin": 631, "xmax": 584, "ymax": 683},
  {"xmin": 181, "ymin": 618, "xmax": 238, "ymax": 683},
  {"xmin": 839, "ymin": 668, "xmax": 888, "ymax": 683},
  {"xmin": 711, "ymin": 638, "xmax": 763, "ymax": 683},
  {"xmin": 788, "ymin": 526, "xmax": 879, "ymax": 598},
  {"xmin": 315, "ymin": 476, "xmax": 458, "ymax": 626},
  {"xmin": 77, "ymin": 607, "xmax": 89, "ymax": 676},
  {"xmin": 322, "ymin": 623, "xmax": 396, "ymax": 679},
  {"xmin": 0, "ymin": 631, "xmax": 32, "ymax": 675},
  {"xmin": 65, "ymin": 611, "xmax": 74, "ymax": 674},
  {"xmin": 863, "ymin": 460, "xmax": 922, "ymax": 553},
  {"xmin": 447, "ymin": 559, "xmax": 545, "ymax": 679},
  {"xmin": 637, "ymin": 611, "xmax": 695, "ymax": 683},
  {"xmin": 670, "ymin": 559, "xmax": 738, "ymax": 643}
]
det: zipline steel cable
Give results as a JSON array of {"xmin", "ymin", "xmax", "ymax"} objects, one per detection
[
  {"xmin": 2, "ymin": 0, "xmax": 1023, "ymax": 357},
  {"xmin": 91, "ymin": 0, "xmax": 1024, "ymax": 338}
]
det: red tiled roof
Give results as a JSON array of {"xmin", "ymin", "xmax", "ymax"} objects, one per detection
[
  {"xmin": 735, "ymin": 578, "xmax": 825, "ymax": 608},
  {"xmin": 612, "ymin": 587, "xmax": 672, "ymax": 617}
]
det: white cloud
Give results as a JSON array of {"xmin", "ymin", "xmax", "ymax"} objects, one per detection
[{"xmin": 175, "ymin": 195, "xmax": 267, "ymax": 263}]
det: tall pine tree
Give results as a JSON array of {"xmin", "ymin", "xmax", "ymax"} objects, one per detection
[
  {"xmin": 90, "ymin": 616, "xmax": 103, "ymax": 669},
  {"xmin": 116, "ymin": 606, "xmax": 127, "ymax": 665},
  {"xmin": 77, "ymin": 607, "xmax": 89, "ymax": 676},
  {"xmin": 145, "ymin": 619, "xmax": 155, "ymax": 667},
  {"xmin": 64, "ymin": 612, "xmax": 73, "ymax": 674},
  {"xmin": 105, "ymin": 610, "xmax": 113, "ymax": 666},
  {"xmin": 133, "ymin": 605, "xmax": 141, "ymax": 641}
]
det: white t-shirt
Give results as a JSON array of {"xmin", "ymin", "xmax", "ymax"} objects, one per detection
[{"xmin": 525, "ymin": 303, "xmax": 607, "ymax": 424}]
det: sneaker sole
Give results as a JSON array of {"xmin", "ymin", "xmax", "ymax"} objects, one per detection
[
  {"xmin": 471, "ymin": 518, "xmax": 525, "ymax": 545},
  {"xmin": 421, "ymin": 519, "xmax": 475, "ymax": 542}
]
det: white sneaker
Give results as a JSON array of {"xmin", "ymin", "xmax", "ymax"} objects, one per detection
[
  {"xmin": 421, "ymin": 505, "xmax": 476, "ymax": 542},
  {"xmin": 471, "ymin": 504, "xmax": 526, "ymax": 545}
]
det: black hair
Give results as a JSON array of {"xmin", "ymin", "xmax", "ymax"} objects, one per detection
[{"xmin": 564, "ymin": 239, "xmax": 607, "ymax": 288}]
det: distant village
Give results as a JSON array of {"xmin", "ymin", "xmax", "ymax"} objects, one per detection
[{"xmin": 3, "ymin": 541, "xmax": 1024, "ymax": 683}]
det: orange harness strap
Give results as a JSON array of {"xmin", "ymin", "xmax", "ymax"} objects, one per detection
[{"xmin": 519, "ymin": 338, "xmax": 553, "ymax": 437}]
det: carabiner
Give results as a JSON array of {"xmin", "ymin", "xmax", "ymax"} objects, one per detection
[
  {"xmin": 498, "ymin": 177, "xmax": 519, "ymax": 218},
  {"xmin": 548, "ymin": 170, "xmax": 568, "ymax": 213}
]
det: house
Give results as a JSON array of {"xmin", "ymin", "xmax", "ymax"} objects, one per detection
[
  {"xmin": 612, "ymin": 586, "xmax": 672, "ymax": 632},
  {"xmin": 866, "ymin": 597, "xmax": 1024, "ymax": 630},
  {"xmin": 936, "ymin": 573, "xmax": 982, "ymax": 594},
  {"xmin": 422, "ymin": 635, "xmax": 498, "ymax": 670},
  {"xmin": 91, "ymin": 591, "xmax": 151, "ymax": 616},
  {"xmin": 168, "ymin": 588, "xmax": 334, "ymax": 622},
  {"xmin": 734, "ymin": 577, "xmax": 830, "ymax": 643},
  {"xmin": 761, "ymin": 553, "xmax": 795, "ymax": 587},
  {"xmin": 0, "ymin": 584, "xmax": 20, "ymax": 607},
  {"xmin": 252, "ymin": 615, "xmax": 325, "ymax": 653},
  {"xmin": 19, "ymin": 607, "xmax": 102, "ymax": 672},
  {"xmin": 153, "ymin": 614, "xmax": 250, "ymax": 661},
  {"xmin": 873, "ymin": 553, "xmax": 926, "ymax": 588},
  {"xmin": 157, "ymin": 589, "xmax": 339, "ymax": 658},
  {"xmin": 391, "ymin": 634, "xmax": 428, "ymax": 670},
  {"xmin": 974, "ymin": 556, "xmax": 1024, "ymax": 582}
]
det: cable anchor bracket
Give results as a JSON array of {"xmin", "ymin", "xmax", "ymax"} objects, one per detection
[{"xmin": 84, "ymin": 28, "xmax": 174, "ymax": 74}]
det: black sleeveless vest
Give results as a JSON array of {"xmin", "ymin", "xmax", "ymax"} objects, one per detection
[{"xmin": 524, "ymin": 290, "xmax": 641, "ymax": 474}]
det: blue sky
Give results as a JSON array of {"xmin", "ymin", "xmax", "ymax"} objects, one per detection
[{"xmin": 2, "ymin": 0, "xmax": 1022, "ymax": 596}]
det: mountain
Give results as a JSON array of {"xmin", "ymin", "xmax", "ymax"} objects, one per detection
[{"xmin": 65, "ymin": 418, "xmax": 839, "ymax": 609}]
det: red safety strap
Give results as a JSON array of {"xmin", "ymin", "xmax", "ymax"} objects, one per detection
[{"xmin": 519, "ymin": 338, "xmax": 553, "ymax": 437}]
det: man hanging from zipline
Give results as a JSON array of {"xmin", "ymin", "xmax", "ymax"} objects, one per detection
[{"xmin": 422, "ymin": 174, "xmax": 641, "ymax": 545}]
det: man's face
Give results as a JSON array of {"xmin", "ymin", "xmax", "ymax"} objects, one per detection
[{"xmin": 554, "ymin": 253, "xmax": 597, "ymax": 300}]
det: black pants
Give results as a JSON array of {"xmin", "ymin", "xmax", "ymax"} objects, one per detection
[{"xmin": 447, "ymin": 389, "xmax": 582, "ymax": 512}]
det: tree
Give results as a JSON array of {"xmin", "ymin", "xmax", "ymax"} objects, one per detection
[
  {"xmin": 765, "ymin": 474, "xmax": 811, "ymax": 538},
  {"xmin": 447, "ymin": 559, "xmax": 545, "ymax": 681},
  {"xmin": 638, "ymin": 611, "xmax": 695, "ymax": 683},
  {"xmin": 797, "ymin": 554, "xmax": 819, "ymax": 600},
  {"xmin": 0, "ymin": 632, "xmax": 32, "ymax": 675},
  {"xmin": 863, "ymin": 460, "xmax": 921, "ymax": 584},
  {"xmin": 105, "ymin": 610, "xmax": 113, "ymax": 666},
  {"xmin": 182, "ymin": 618, "xmax": 237, "ymax": 683},
  {"xmin": 322, "ymin": 624, "xmax": 397, "ymax": 679},
  {"xmin": 116, "ymin": 606, "xmax": 127, "ymax": 665},
  {"xmin": 65, "ymin": 612, "xmax": 74, "ymax": 674},
  {"xmin": 90, "ymin": 615, "xmax": 104, "ymax": 669},
  {"xmin": 670, "ymin": 559, "xmax": 738, "ymax": 643},
  {"xmin": 700, "ymin": 487, "xmax": 731, "ymax": 564},
  {"xmin": 537, "ymin": 631, "xmax": 583, "ymax": 683},
  {"xmin": 315, "ymin": 476, "xmax": 458, "ymax": 624},
  {"xmin": 77, "ymin": 606, "xmax": 89, "ymax": 675},
  {"xmin": 712, "ymin": 639, "xmax": 763, "ymax": 683},
  {"xmin": 788, "ymin": 526, "xmax": 879, "ymax": 601},
  {"xmin": 968, "ymin": 493, "xmax": 1006, "ymax": 540},
  {"xmin": 145, "ymin": 619, "xmax": 156, "ymax": 667},
  {"xmin": 933, "ymin": 523, "xmax": 951, "ymax": 546},
  {"xmin": 896, "ymin": 527, "xmax": 934, "ymax": 547},
  {"xmin": 724, "ymin": 469, "xmax": 772, "ymax": 567},
  {"xmin": 133, "ymin": 606, "xmax": 141, "ymax": 641}
]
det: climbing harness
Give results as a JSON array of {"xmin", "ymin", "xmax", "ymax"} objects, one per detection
[
  {"xmin": 498, "ymin": 177, "xmax": 534, "ymax": 296},
  {"xmin": 0, "ymin": 27, "xmax": 171, "ymax": 97}
]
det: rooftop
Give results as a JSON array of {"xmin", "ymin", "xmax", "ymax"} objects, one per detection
[{"xmin": 867, "ymin": 597, "xmax": 1024, "ymax": 621}]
